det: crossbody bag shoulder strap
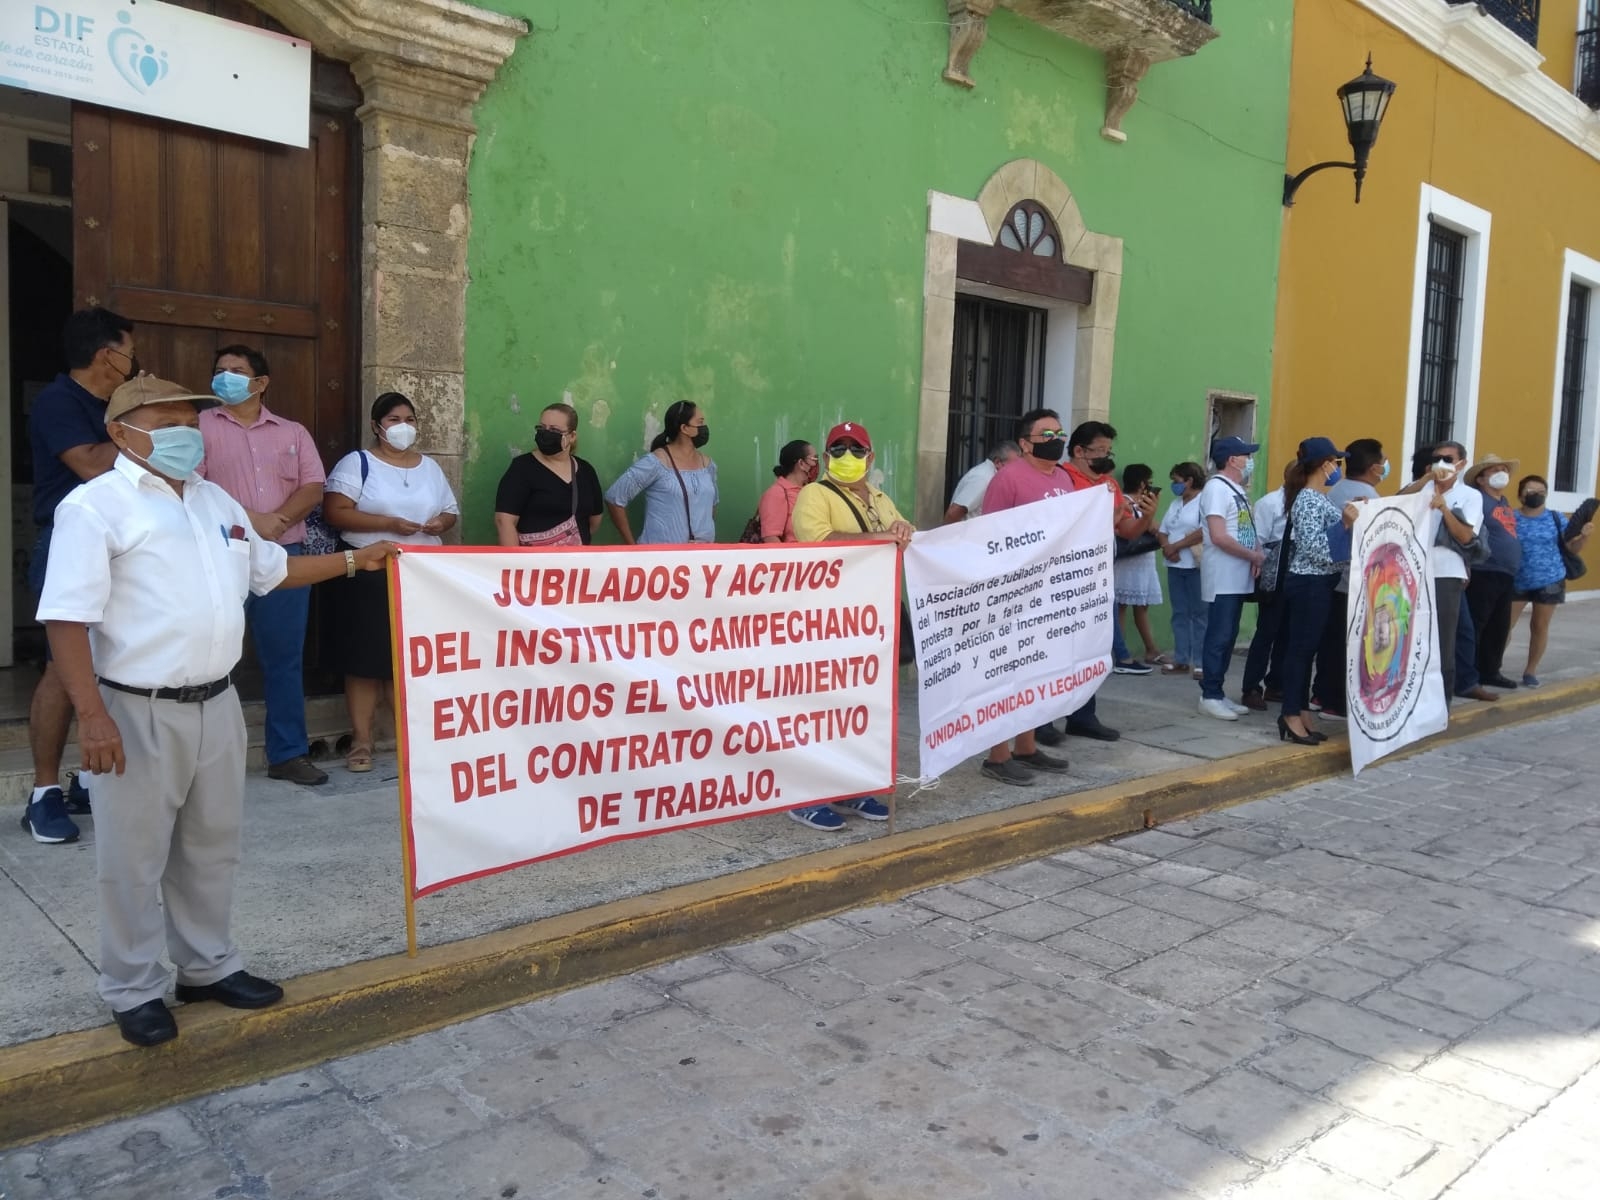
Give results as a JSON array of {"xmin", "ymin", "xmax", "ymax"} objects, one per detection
[
  {"xmin": 819, "ymin": 478, "xmax": 871, "ymax": 533},
  {"xmin": 661, "ymin": 450, "xmax": 697, "ymax": 540}
]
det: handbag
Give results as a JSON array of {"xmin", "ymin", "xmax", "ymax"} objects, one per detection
[
  {"xmin": 1434, "ymin": 503, "xmax": 1490, "ymax": 566},
  {"xmin": 741, "ymin": 484, "xmax": 797, "ymax": 544},
  {"xmin": 518, "ymin": 465, "xmax": 583, "ymax": 548},
  {"xmin": 302, "ymin": 451, "xmax": 367, "ymax": 555},
  {"xmin": 1556, "ymin": 512, "xmax": 1587, "ymax": 581},
  {"xmin": 1251, "ymin": 506, "xmax": 1294, "ymax": 605},
  {"xmin": 1113, "ymin": 531, "xmax": 1161, "ymax": 559}
]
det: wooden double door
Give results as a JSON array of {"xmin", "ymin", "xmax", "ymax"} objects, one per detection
[{"xmin": 71, "ymin": 0, "xmax": 361, "ymax": 464}]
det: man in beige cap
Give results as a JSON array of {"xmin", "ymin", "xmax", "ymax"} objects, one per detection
[
  {"xmin": 1463, "ymin": 452, "xmax": 1523, "ymax": 690},
  {"xmin": 37, "ymin": 376, "xmax": 399, "ymax": 1047}
]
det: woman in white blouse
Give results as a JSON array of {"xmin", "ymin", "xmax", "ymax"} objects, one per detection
[
  {"xmin": 1156, "ymin": 461, "xmax": 1209, "ymax": 677},
  {"xmin": 324, "ymin": 392, "xmax": 459, "ymax": 771}
]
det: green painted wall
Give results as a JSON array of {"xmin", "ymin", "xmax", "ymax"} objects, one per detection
[{"xmin": 462, "ymin": 1, "xmax": 1294, "ymax": 548}]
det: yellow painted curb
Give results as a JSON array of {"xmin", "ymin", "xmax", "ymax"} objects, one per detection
[{"xmin": 2, "ymin": 675, "xmax": 1596, "ymax": 1148}]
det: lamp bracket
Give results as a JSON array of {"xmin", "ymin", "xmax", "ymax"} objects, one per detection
[{"xmin": 1282, "ymin": 160, "xmax": 1357, "ymax": 207}]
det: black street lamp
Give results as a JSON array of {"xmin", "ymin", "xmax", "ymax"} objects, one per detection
[{"xmin": 1283, "ymin": 57, "xmax": 1397, "ymax": 207}]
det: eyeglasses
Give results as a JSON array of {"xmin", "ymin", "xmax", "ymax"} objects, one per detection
[
  {"xmin": 827, "ymin": 444, "xmax": 868, "ymax": 459},
  {"xmin": 536, "ymin": 424, "xmax": 570, "ymax": 436},
  {"xmin": 1030, "ymin": 430, "xmax": 1066, "ymax": 441}
]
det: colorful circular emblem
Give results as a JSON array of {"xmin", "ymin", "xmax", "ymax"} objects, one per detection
[{"xmin": 1347, "ymin": 509, "xmax": 1434, "ymax": 744}]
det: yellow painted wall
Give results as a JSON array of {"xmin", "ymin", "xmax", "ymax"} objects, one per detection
[
  {"xmin": 1539, "ymin": 0, "xmax": 1586, "ymax": 92},
  {"xmin": 1273, "ymin": 0, "xmax": 1600, "ymax": 508}
]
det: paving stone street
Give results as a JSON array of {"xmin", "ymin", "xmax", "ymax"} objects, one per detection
[{"xmin": 5, "ymin": 707, "xmax": 1600, "ymax": 1200}]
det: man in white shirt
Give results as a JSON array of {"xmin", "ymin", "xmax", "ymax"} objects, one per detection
[
  {"xmin": 943, "ymin": 440, "xmax": 1019, "ymax": 523},
  {"xmin": 38, "ymin": 376, "xmax": 398, "ymax": 1048},
  {"xmin": 1401, "ymin": 439, "xmax": 1484, "ymax": 702},
  {"xmin": 1197, "ymin": 436, "xmax": 1266, "ymax": 720}
]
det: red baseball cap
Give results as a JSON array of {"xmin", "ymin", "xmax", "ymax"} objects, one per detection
[{"xmin": 824, "ymin": 421, "xmax": 872, "ymax": 451}]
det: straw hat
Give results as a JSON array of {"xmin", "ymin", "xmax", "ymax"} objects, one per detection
[{"xmin": 1463, "ymin": 453, "xmax": 1520, "ymax": 487}]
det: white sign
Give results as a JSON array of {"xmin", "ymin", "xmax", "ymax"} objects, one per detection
[
  {"xmin": 1, "ymin": 1, "xmax": 311, "ymax": 147},
  {"xmin": 1347, "ymin": 491, "xmax": 1447, "ymax": 776},
  {"xmin": 904, "ymin": 489, "xmax": 1114, "ymax": 779},
  {"xmin": 392, "ymin": 545, "xmax": 900, "ymax": 896}
]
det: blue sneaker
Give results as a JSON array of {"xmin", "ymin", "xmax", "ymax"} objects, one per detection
[
  {"xmin": 20, "ymin": 788, "xmax": 80, "ymax": 844},
  {"xmin": 788, "ymin": 806, "xmax": 847, "ymax": 831},
  {"xmin": 833, "ymin": 796, "xmax": 890, "ymax": 822},
  {"xmin": 65, "ymin": 774, "xmax": 92, "ymax": 815},
  {"xmin": 1521, "ymin": 674, "xmax": 1541, "ymax": 689}
]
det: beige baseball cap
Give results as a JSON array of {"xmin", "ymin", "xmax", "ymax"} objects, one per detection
[{"xmin": 105, "ymin": 376, "xmax": 219, "ymax": 425}]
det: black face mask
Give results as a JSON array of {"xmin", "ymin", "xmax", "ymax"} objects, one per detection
[
  {"xmin": 1522, "ymin": 492, "xmax": 1546, "ymax": 509},
  {"xmin": 1089, "ymin": 455, "xmax": 1116, "ymax": 476},
  {"xmin": 534, "ymin": 428, "xmax": 566, "ymax": 457},
  {"xmin": 692, "ymin": 425, "xmax": 711, "ymax": 449},
  {"xmin": 1032, "ymin": 439, "xmax": 1066, "ymax": 463}
]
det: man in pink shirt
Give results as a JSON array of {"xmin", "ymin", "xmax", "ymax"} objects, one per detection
[
  {"xmin": 198, "ymin": 346, "xmax": 328, "ymax": 785},
  {"xmin": 976, "ymin": 409, "xmax": 1075, "ymax": 785}
]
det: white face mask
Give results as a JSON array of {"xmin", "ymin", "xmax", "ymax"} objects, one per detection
[
  {"xmin": 382, "ymin": 422, "xmax": 418, "ymax": 452},
  {"xmin": 1486, "ymin": 470, "xmax": 1510, "ymax": 490}
]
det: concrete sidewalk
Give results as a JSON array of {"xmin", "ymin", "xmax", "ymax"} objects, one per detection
[
  {"xmin": 3, "ymin": 600, "xmax": 1597, "ymax": 1049},
  {"xmin": 5, "ymin": 707, "xmax": 1598, "ymax": 1198}
]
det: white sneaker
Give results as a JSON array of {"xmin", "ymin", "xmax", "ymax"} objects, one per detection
[
  {"xmin": 1225, "ymin": 699, "xmax": 1251, "ymax": 715},
  {"xmin": 1198, "ymin": 697, "xmax": 1240, "ymax": 721}
]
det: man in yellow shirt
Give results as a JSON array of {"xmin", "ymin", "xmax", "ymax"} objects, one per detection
[{"xmin": 789, "ymin": 421, "xmax": 911, "ymax": 831}]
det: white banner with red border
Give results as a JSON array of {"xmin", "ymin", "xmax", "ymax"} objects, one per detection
[
  {"xmin": 392, "ymin": 544, "xmax": 900, "ymax": 896},
  {"xmin": 903, "ymin": 488, "xmax": 1114, "ymax": 779}
]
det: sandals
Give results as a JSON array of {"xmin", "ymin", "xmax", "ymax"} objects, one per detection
[
  {"xmin": 1146, "ymin": 653, "xmax": 1174, "ymax": 666},
  {"xmin": 346, "ymin": 743, "xmax": 374, "ymax": 773},
  {"xmin": 1161, "ymin": 661, "xmax": 1190, "ymax": 675}
]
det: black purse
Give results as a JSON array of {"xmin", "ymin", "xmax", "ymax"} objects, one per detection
[
  {"xmin": 1113, "ymin": 531, "xmax": 1161, "ymax": 559},
  {"xmin": 1556, "ymin": 512, "xmax": 1587, "ymax": 581}
]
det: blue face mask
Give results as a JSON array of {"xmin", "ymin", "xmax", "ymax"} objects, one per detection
[
  {"xmin": 1170, "ymin": 481, "xmax": 1186, "ymax": 496},
  {"xmin": 121, "ymin": 422, "xmax": 205, "ymax": 481},
  {"xmin": 1380, "ymin": 459, "xmax": 1391, "ymax": 482},
  {"xmin": 1326, "ymin": 467, "xmax": 1343, "ymax": 487},
  {"xmin": 211, "ymin": 371, "xmax": 253, "ymax": 405}
]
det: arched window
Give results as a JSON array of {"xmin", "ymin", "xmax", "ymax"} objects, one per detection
[{"xmin": 997, "ymin": 200, "xmax": 1060, "ymax": 259}]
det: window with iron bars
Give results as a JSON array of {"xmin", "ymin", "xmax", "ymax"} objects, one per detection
[
  {"xmin": 1555, "ymin": 281, "xmax": 1592, "ymax": 493},
  {"xmin": 1165, "ymin": 0, "xmax": 1213, "ymax": 22},
  {"xmin": 1446, "ymin": 0, "xmax": 1540, "ymax": 47},
  {"xmin": 945, "ymin": 296, "xmax": 1046, "ymax": 502},
  {"xmin": 1415, "ymin": 222, "xmax": 1467, "ymax": 452},
  {"xmin": 1579, "ymin": 0, "xmax": 1600, "ymax": 108}
]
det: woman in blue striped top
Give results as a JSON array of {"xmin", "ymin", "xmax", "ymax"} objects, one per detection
[{"xmin": 605, "ymin": 401, "xmax": 720, "ymax": 544}]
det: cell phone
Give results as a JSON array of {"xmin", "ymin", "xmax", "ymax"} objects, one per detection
[{"xmin": 1150, "ymin": 485, "xmax": 1163, "ymax": 496}]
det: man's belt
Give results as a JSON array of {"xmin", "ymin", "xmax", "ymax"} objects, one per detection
[{"xmin": 98, "ymin": 675, "xmax": 232, "ymax": 704}]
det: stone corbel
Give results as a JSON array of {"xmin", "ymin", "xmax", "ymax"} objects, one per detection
[
  {"xmin": 944, "ymin": 0, "xmax": 997, "ymax": 88},
  {"xmin": 1101, "ymin": 46, "xmax": 1154, "ymax": 143}
]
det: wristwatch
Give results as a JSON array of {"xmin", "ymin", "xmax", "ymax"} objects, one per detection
[{"xmin": 344, "ymin": 549, "xmax": 357, "ymax": 578}]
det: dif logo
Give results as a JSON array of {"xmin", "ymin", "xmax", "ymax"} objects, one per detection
[{"xmin": 34, "ymin": 7, "xmax": 170, "ymax": 92}]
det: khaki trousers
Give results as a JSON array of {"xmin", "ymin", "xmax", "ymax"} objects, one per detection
[{"xmin": 93, "ymin": 684, "xmax": 246, "ymax": 1011}]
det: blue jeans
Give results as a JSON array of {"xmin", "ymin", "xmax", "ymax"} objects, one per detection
[
  {"xmin": 1112, "ymin": 612, "xmax": 1131, "ymax": 663},
  {"xmin": 1279, "ymin": 573, "xmax": 1336, "ymax": 718},
  {"xmin": 1200, "ymin": 593, "xmax": 1247, "ymax": 701},
  {"xmin": 245, "ymin": 543, "xmax": 311, "ymax": 765},
  {"xmin": 1455, "ymin": 588, "xmax": 1479, "ymax": 694},
  {"xmin": 1167, "ymin": 567, "xmax": 1205, "ymax": 667}
]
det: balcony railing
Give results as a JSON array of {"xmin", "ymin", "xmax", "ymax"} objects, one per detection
[
  {"xmin": 1447, "ymin": 0, "xmax": 1540, "ymax": 47},
  {"xmin": 1166, "ymin": 0, "xmax": 1213, "ymax": 22},
  {"xmin": 1581, "ymin": 27, "xmax": 1600, "ymax": 107}
]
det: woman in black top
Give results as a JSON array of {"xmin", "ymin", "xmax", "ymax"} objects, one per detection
[{"xmin": 493, "ymin": 403, "xmax": 604, "ymax": 547}]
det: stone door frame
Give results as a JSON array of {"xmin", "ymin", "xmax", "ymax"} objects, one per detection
[
  {"xmin": 916, "ymin": 159, "xmax": 1123, "ymax": 526},
  {"xmin": 252, "ymin": 0, "xmax": 527, "ymax": 500}
]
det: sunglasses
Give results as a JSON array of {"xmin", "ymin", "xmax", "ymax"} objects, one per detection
[
  {"xmin": 827, "ymin": 444, "xmax": 868, "ymax": 459},
  {"xmin": 536, "ymin": 424, "xmax": 570, "ymax": 436},
  {"xmin": 1030, "ymin": 430, "xmax": 1066, "ymax": 441}
]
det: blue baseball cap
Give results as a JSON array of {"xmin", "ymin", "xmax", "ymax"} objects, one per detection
[
  {"xmin": 1297, "ymin": 436, "xmax": 1347, "ymax": 462},
  {"xmin": 1210, "ymin": 435, "xmax": 1259, "ymax": 466}
]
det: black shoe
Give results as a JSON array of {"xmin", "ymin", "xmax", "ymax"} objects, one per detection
[
  {"xmin": 980, "ymin": 759, "xmax": 1036, "ymax": 787},
  {"xmin": 267, "ymin": 755, "xmax": 329, "ymax": 785},
  {"xmin": 113, "ymin": 999, "xmax": 177, "ymax": 1047},
  {"xmin": 1264, "ymin": 687, "xmax": 1283, "ymax": 702},
  {"xmin": 1276, "ymin": 717, "xmax": 1320, "ymax": 746},
  {"xmin": 1065, "ymin": 716, "xmax": 1121, "ymax": 742},
  {"xmin": 1034, "ymin": 722, "xmax": 1065, "ymax": 747},
  {"xmin": 1483, "ymin": 675, "xmax": 1520, "ymax": 690},
  {"xmin": 1013, "ymin": 750, "xmax": 1070, "ymax": 774},
  {"xmin": 65, "ymin": 773, "xmax": 92, "ymax": 814},
  {"xmin": 175, "ymin": 970, "xmax": 284, "ymax": 1010},
  {"xmin": 1241, "ymin": 689, "xmax": 1268, "ymax": 711}
]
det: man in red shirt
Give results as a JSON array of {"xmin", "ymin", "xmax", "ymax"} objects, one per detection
[
  {"xmin": 977, "ymin": 409, "xmax": 1076, "ymax": 784},
  {"xmin": 1036, "ymin": 421, "xmax": 1153, "ymax": 744}
]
